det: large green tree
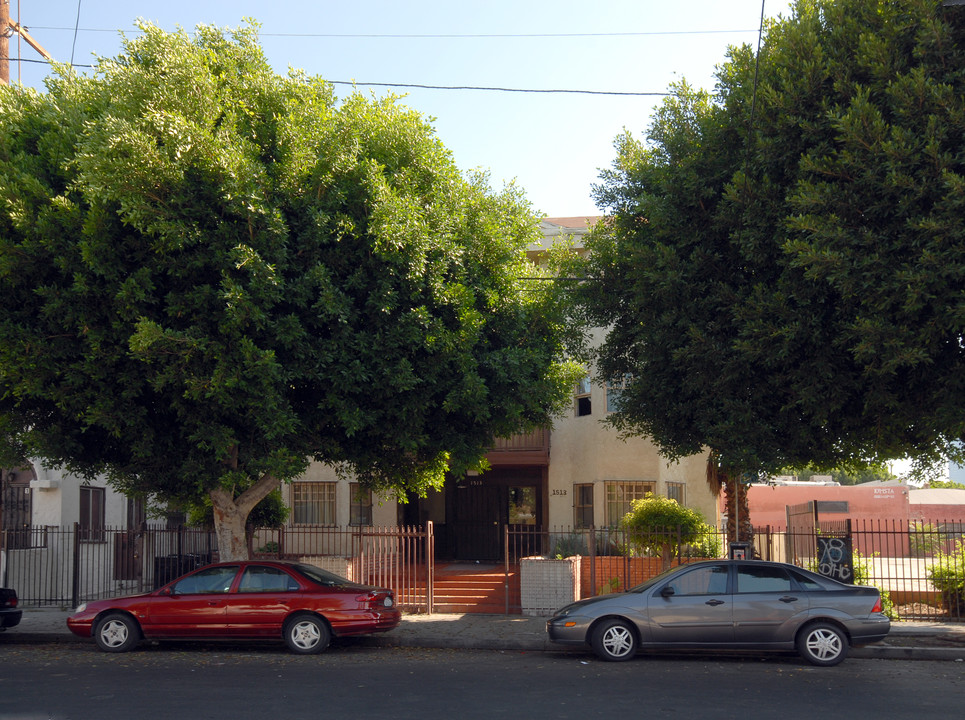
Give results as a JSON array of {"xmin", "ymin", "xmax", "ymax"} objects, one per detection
[
  {"xmin": 573, "ymin": 0, "xmax": 965, "ymax": 543},
  {"xmin": 0, "ymin": 23, "xmax": 580, "ymax": 559}
]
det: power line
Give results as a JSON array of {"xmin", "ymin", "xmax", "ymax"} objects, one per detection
[
  {"xmin": 26, "ymin": 26, "xmax": 760, "ymax": 39},
  {"xmin": 328, "ymin": 81, "xmax": 670, "ymax": 96},
  {"xmin": 1, "ymin": 58, "xmax": 672, "ymax": 96}
]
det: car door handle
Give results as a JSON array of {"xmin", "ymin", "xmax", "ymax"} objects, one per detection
[
  {"xmin": 779, "ymin": 596, "xmax": 799, "ymax": 603},
  {"xmin": 705, "ymin": 599, "xmax": 726, "ymax": 606}
]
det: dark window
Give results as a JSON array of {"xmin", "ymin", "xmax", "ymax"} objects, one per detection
[
  {"xmin": 663, "ymin": 565, "xmax": 729, "ymax": 596},
  {"xmin": 736, "ymin": 565, "xmax": 793, "ymax": 593},
  {"xmin": 816, "ymin": 501, "xmax": 849, "ymax": 514},
  {"xmin": 574, "ymin": 484, "xmax": 594, "ymax": 529},
  {"xmin": 789, "ymin": 569, "xmax": 826, "ymax": 591},
  {"xmin": 349, "ymin": 482, "xmax": 373, "ymax": 526},
  {"xmin": 172, "ymin": 566, "xmax": 239, "ymax": 594},
  {"xmin": 2, "ymin": 468, "xmax": 34, "ymax": 549},
  {"xmin": 239, "ymin": 566, "xmax": 299, "ymax": 592},
  {"xmin": 79, "ymin": 486, "xmax": 106, "ymax": 542},
  {"xmin": 575, "ymin": 377, "xmax": 592, "ymax": 416}
]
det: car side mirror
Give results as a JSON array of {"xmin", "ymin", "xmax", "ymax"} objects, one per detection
[{"xmin": 660, "ymin": 586, "xmax": 675, "ymax": 597}]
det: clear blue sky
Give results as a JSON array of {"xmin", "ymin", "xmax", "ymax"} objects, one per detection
[{"xmin": 7, "ymin": 1, "xmax": 794, "ymax": 217}]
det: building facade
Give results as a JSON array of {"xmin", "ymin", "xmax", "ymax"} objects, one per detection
[{"xmin": 278, "ymin": 217, "xmax": 717, "ymax": 561}]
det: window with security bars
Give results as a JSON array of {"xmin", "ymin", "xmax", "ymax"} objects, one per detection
[
  {"xmin": 667, "ymin": 482, "xmax": 686, "ymax": 505},
  {"xmin": 574, "ymin": 484, "xmax": 594, "ymax": 529},
  {"xmin": 292, "ymin": 482, "xmax": 336, "ymax": 525},
  {"xmin": 605, "ymin": 481, "xmax": 655, "ymax": 526}
]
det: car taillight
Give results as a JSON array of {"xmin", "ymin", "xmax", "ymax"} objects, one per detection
[
  {"xmin": 356, "ymin": 592, "xmax": 394, "ymax": 609},
  {"xmin": 871, "ymin": 596, "xmax": 883, "ymax": 614}
]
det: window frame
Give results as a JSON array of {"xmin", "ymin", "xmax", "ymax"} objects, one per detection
[
  {"xmin": 573, "ymin": 483, "xmax": 594, "ymax": 529},
  {"xmin": 79, "ymin": 486, "xmax": 106, "ymax": 543},
  {"xmin": 575, "ymin": 376, "xmax": 592, "ymax": 417},
  {"xmin": 349, "ymin": 482, "xmax": 373, "ymax": 527},
  {"xmin": 291, "ymin": 482, "xmax": 337, "ymax": 526},
  {"xmin": 605, "ymin": 374, "xmax": 631, "ymax": 413},
  {"xmin": 605, "ymin": 481, "xmax": 656, "ymax": 526}
]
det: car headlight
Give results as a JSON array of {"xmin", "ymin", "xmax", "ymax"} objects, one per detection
[
  {"xmin": 74, "ymin": 603, "xmax": 87, "ymax": 614},
  {"xmin": 383, "ymin": 595, "xmax": 394, "ymax": 608}
]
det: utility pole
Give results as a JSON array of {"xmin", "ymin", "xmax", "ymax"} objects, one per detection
[
  {"xmin": 1, "ymin": 2, "xmax": 54, "ymax": 86},
  {"xmin": 1, "ymin": 0, "xmax": 10, "ymax": 85}
]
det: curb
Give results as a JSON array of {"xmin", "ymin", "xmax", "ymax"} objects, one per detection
[{"xmin": 4, "ymin": 630, "xmax": 964, "ymax": 661}]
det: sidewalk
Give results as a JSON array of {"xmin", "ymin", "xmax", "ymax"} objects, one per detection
[{"xmin": 3, "ymin": 608, "xmax": 965, "ymax": 661}]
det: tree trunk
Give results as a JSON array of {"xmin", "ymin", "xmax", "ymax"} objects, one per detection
[
  {"xmin": 659, "ymin": 543, "xmax": 674, "ymax": 572},
  {"xmin": 209, "ymin": 473, "xmax": 280, "ymax": 562},
  {"xmin": 708, "ymin": 457, "xmax": 754, "ymax": 549},
  {"xmin": 722, "ymin": 475, "xmax": 753, "ymax": 548}
]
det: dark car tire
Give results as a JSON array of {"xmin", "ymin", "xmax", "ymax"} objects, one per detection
[
  {"xmin": 796, "ymin": 622, "xmax": 848, "ymax": 666},
  {"xmin": 94, "ymin": 613, "xmax": 141, "ymax": 653},
  {"xmin": 591, "ymin": 619, "xmax": 637, "ymax": 662},
  {"xmin": 284, "ymin": 614, "xmax": 331, "ymax": 655}
]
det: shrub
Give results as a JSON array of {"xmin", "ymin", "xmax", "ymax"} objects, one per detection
[
  {"xmin": 621, "ymin": 494, "xmax": 710, "ymax": 570},
  {"xmin": 553, "ymin": 534, "xmax": 588, "ymax": 559},
  {"xmin": 928, "ymin": 540, "xmax": 965, "ymax": 618}
]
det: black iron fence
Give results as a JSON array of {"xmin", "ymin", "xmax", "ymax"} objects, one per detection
[
  {"xmin": 3, "ymin": 519, "xmax": 962, "ymax": 620},
  {"xmin": 1, "ymin": 522, "xmax": 433, "ymax": 613},
  {"xmin": 505, "ymin": 520, "xmax": 965, "ymax": 620}
]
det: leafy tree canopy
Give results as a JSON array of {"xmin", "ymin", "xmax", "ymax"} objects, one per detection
[
  {"xmin": 573, "ymin": 0, "xmax": 965, "ymax": 485},
  {"xmin": 0, "ymin": 22, "xmax": 581, "ymax": 558}
]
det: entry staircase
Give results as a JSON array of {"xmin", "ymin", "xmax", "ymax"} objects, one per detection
[{"xmin": 431, "ymin": 563, "xmax": 521, "ymax": 614}]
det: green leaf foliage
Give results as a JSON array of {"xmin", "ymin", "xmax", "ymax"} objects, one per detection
[
  {"xmin": 0, "ymin": 22, "xmax": 580, "ymax": 514},
  {"xmin": 621, "ymin": 493, "xmax": 710, "ymax": 567},
  {"xmin": 574, "ymin": 0, "xmax": 965, "ymax": 477}
]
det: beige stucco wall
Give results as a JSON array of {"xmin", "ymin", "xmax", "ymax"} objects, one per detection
[
  {"xmin": 281, "ymin": 462, "xmax": 398, "ymax": 527},
  {"xmin": 545, "ymin": 381, "xmax": 716, "ymax": 528}
]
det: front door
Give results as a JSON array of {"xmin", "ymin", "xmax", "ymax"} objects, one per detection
[
  {"xmin": 451, "ymin": 477, "xmax": 502, "ymax": 560},
  {"xmin": 447, "ymin": 468, "xmax": 544, "ymax": 561}
]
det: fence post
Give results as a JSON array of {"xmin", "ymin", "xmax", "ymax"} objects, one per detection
[
  {"xmin": 588, "ymin": 526, "xmax": 596, "ymax": 597},
  {"xmin": 426, "ymin": 521, "xmax": 434, "ymax": 614},
  {"xmin": 71, "ymin": 522, "xmax": 80, "ymax": 610},
  {"xmin": 504, "ymin": 524, "xmax": 509, "ymax": 615}
]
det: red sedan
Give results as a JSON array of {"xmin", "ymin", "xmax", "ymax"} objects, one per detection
[{"xmin": 67, "ymin": 560, "xmax": 400, "ymax": 654}]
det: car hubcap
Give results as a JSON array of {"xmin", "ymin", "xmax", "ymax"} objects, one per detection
[
  {"xmin": 603, "ymin": 626, "xmax": 633, "ymax": 657},
  {"xmin": 291, "ymin": 621, "xmax": 320, "ymax": 650},
  {"xmin": 807, "ymin": 629, "xmax": 841, "ymax": 660},
  {"xmin": 100, "ymin": 620, "xmax": 128, "ymax": 647}
]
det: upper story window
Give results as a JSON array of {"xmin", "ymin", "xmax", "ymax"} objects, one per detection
[
  {"xmin": 605, "ymin": 375, "xmax": 631, "ymax": 413},
  {"xmin": 575, "ymin": 377, "xmax": 592, "ymax": 416}
]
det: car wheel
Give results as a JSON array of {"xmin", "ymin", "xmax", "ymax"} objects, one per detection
[
  {"xmin": 94, "ymin": 613, "xmax": 141, "ymax": 653},
  {"xmin": 591, "ymin": 619, "xmax": 637, "ymax": 662},
  {"xmin": 797, "ymin": 622, "xmax": 848, "ymax": 666},
  {"xmin": 284, "ymin": 614, "xmax": 331, "ymax": 655}
]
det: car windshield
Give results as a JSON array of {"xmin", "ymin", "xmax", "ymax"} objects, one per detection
[{"xmin": 291, "ymin": 563, "xmax": 352, "ymax": 587}]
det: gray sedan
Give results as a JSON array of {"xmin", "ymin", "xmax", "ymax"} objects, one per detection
[{"xmin": 546, "ymin": 560, "xmax": 890, "ymax": 665}]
